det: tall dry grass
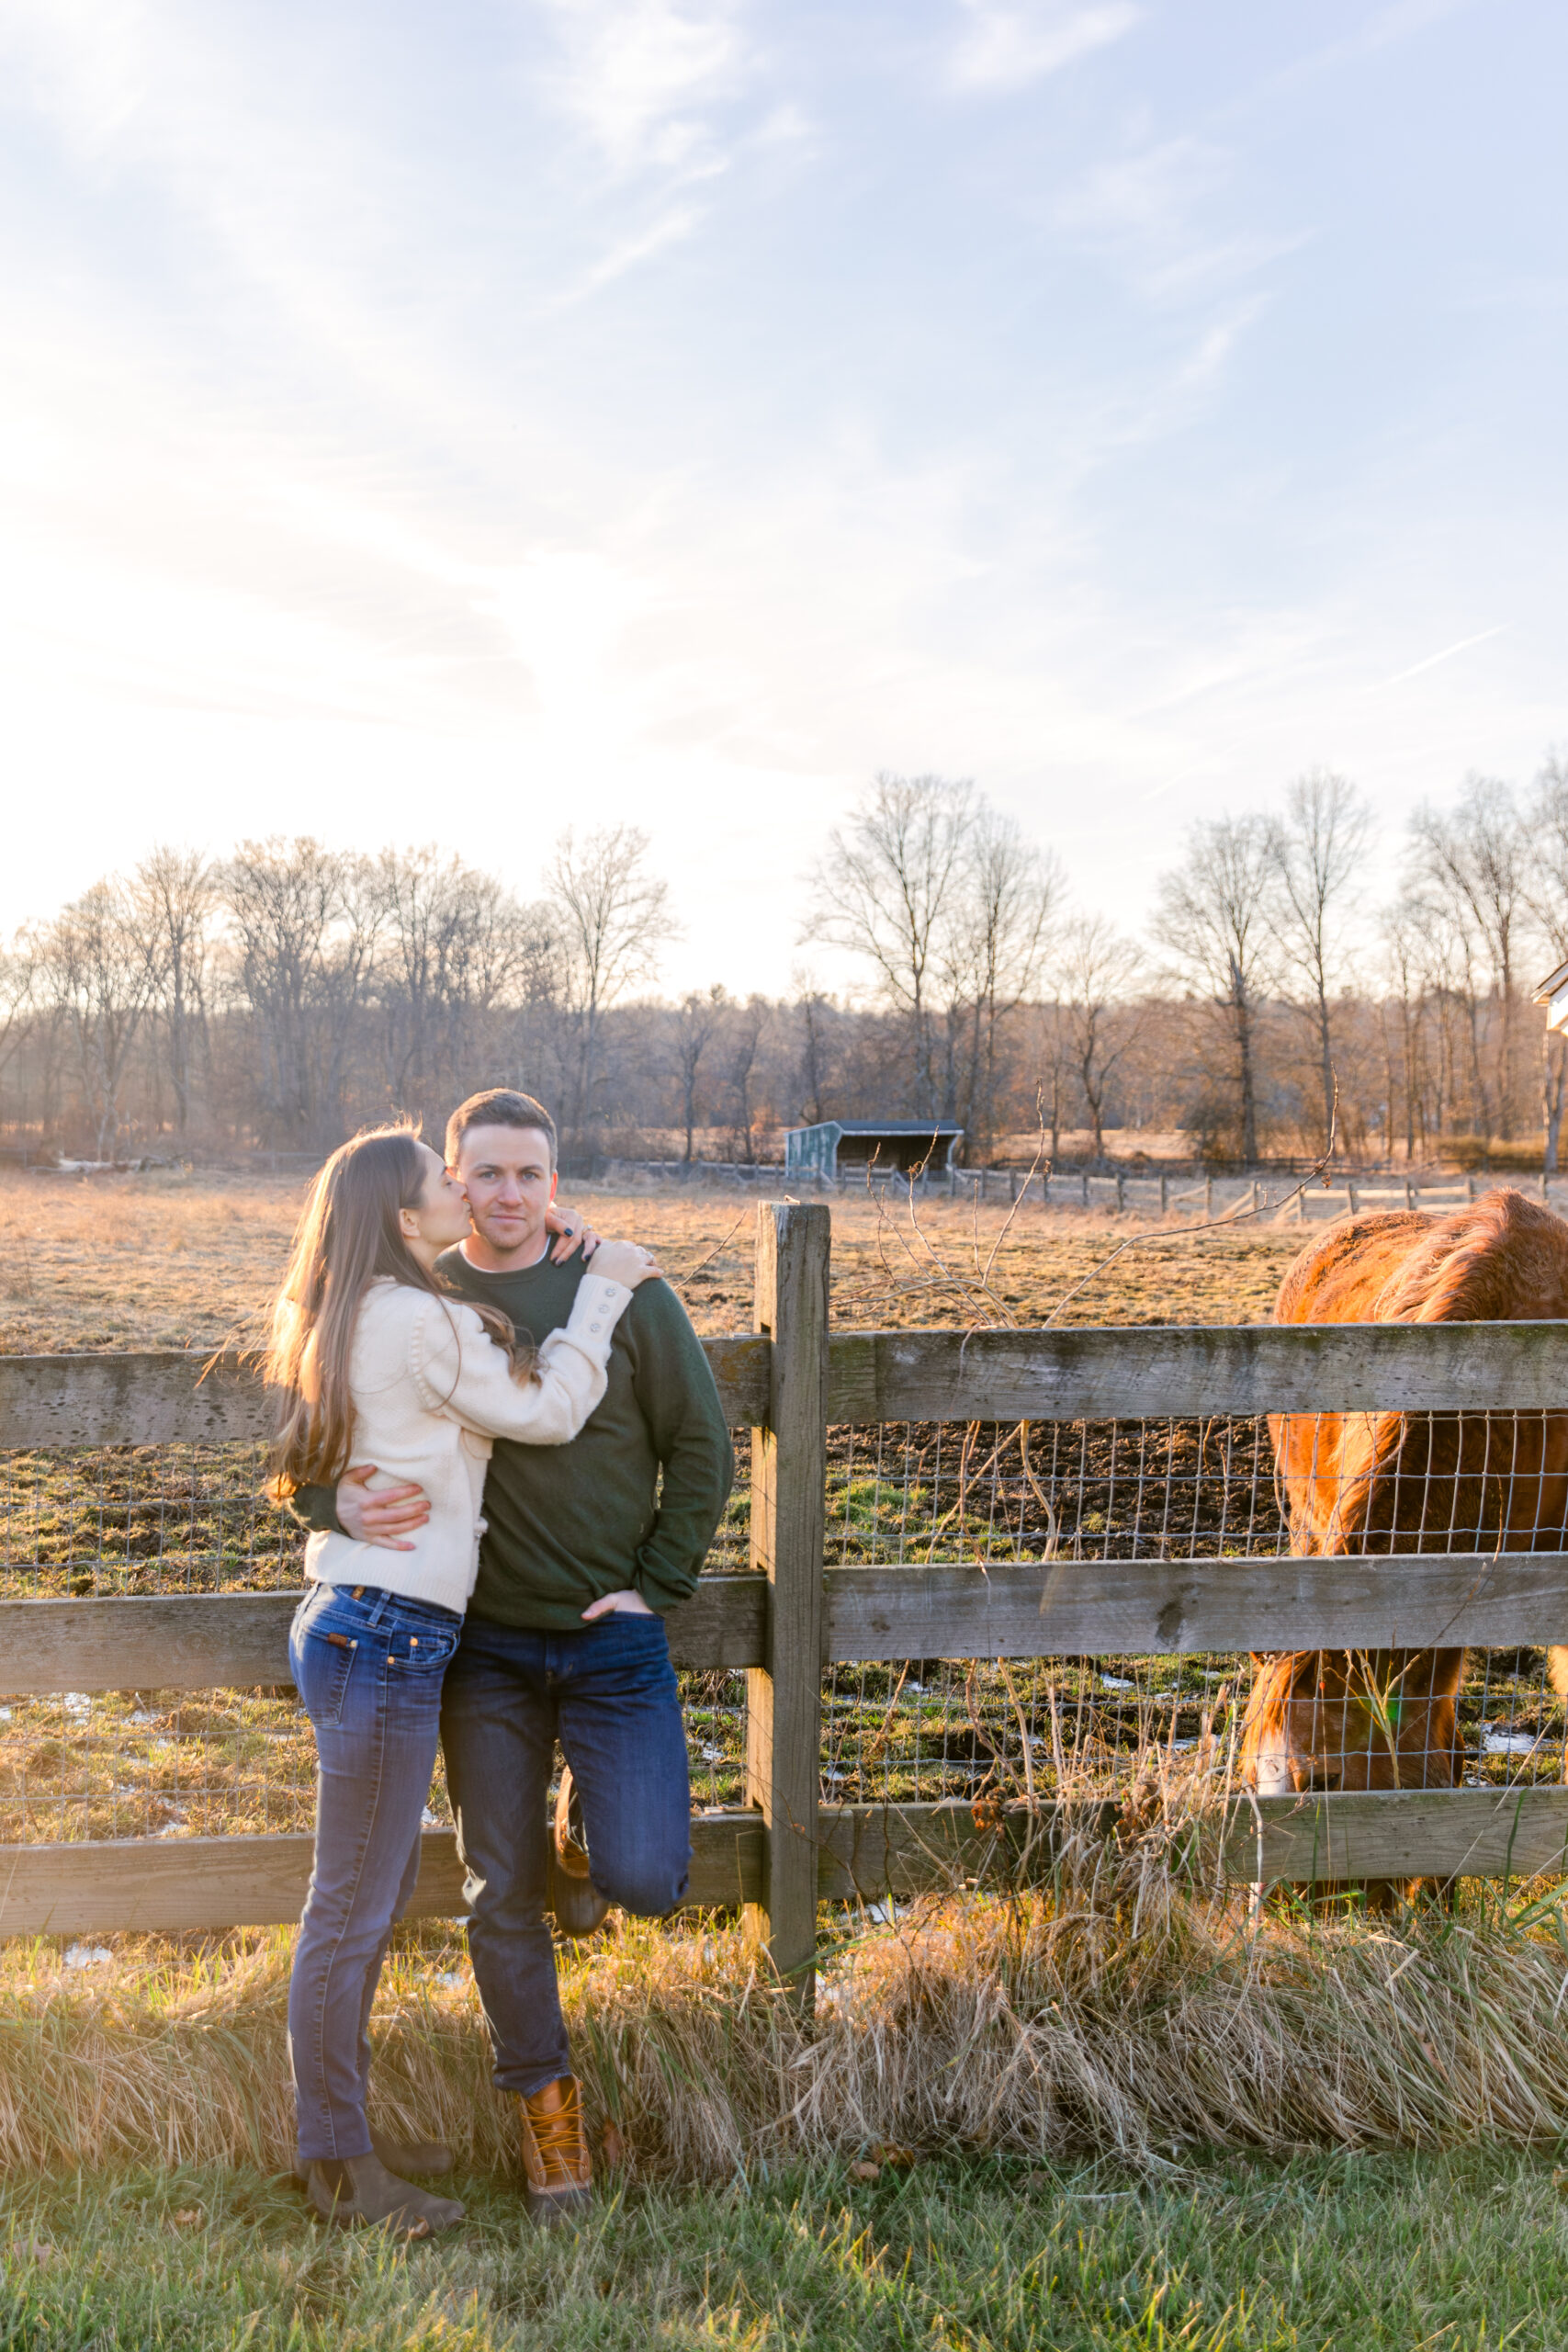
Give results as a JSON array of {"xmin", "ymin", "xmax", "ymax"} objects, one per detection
[{"xmin": 7, "ymin": 1821, "xmax": 1568, "ymax": 2184}]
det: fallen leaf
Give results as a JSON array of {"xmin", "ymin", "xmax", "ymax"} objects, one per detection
[
  {"xmin": 872, "ymin": 2143, "xmax": 917, "ymax": 2169},
  {"xmin": 170, "ymin": 2209, "xmax": 205, "ymax": 2230},
  {"xmin": 25, "ymin": 2239, "xmax": 56, "ymax": 2267},
  {"xmin": 849, "ymin": 2161, "xmax": 881, "ymax": 2183},
  {"xmin": 1553, "ymin": 2168, "xmax": 1568, "ymax": 2198},
  {"xmin": 600, "ymin": 2123, "xmax": 626, "ymax": 2170}
]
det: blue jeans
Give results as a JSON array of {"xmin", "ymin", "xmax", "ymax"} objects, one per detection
[
  {"xmin": 440, "ymin": 1611, "xmax": 692, "ymax": 2097},
  {"xmin": 287, "ymin": 1581, "xmax": 464, "ymax": 2165}
]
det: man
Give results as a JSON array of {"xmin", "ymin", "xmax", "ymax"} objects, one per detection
[{"xmin": 290, "ymin": 1087, "xmax": 732, "ymax": 2222}]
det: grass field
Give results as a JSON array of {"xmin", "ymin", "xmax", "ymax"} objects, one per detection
[
  {"xmin": 0, "ymin": 1163, "xmax": 1306, "ymax": 1353},
  {"xmin": 4, "ymin": 1169, "xmax": 1565, "ymax": 2348},
  {"xmin": 5, "ymin": 2147, "xmax": 1565, "ymax": 2351}
]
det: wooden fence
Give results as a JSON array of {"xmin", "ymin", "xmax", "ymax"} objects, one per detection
[{"xmin": 5, "ymin": 1202, "xmax": 1568, "ymax": 1993}]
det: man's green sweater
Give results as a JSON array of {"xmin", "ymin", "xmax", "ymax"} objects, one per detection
[{"xmin": 290, "ymin": 1248, "xmax": 734, "ymax": 1631}]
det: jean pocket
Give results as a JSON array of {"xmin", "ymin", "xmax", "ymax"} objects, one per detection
[
  {"xmin": 385, "ymin": 1623, "xmax": 460, "ymax": 1675},
  {"xmin": 293, "ymin": 1619, "xmax": 360, "ymax": 1728}
]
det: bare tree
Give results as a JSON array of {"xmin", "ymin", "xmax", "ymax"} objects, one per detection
[
  {"xmin": 1378, "ymin": 902, "xmax": 1432, "ymax": 1166},
  {"xmin": 943, "ymin": 810, "xmax": 1063, "ymax": 1158},
  {"xmin": 1267, "ymin": 772, "xmax": 1369, "ymax": 1157},
  {"xmin": 130, "ymin": 847, "xmax": 215, "ymax": 1139},
  {"xmin": 0, "ymin": 942, "xmax": 37, "ymax": 1144},
  {"xmin": 805, "ymin": 774, "xmax": 972, "ymax": 1117},
  {"xmin": 670, "ymin": 985, "xmax": 727, "ymax": 1161},
  {"xmin": 720, "ymin": 994, "xmax": 771, "ymax": 1164},
  {"xmin": 372, "ymin": 848, "xmax": 547, "ymax": 1133},
  {"xmin": 1409, "ymin": 778, "xmax": 1527, "ymax": 1139},
  {"xmin": 220, "ymin": 839, "xmax": 380, "ymax": 1148},
  {"xmin": 1154, "ymin": 815, "xmax": 1276, "ymax": 1164},
  {"xmin": 1523, "ymin": 752, "xmax": 1568, "ymax": 1170},
  {"xmin": 547, "ymin": 826, "xmax": 677, "ymax": 1152},
  {"xmin": 1057, "ymin": 913, "xmax": 1144, "ymax": 1160},
  {"xmin": 30, "ymin": 882, "xmax": 163, "ymax": 1157},
  {"xmin": 790, "ymin": 966, "xmax": 835, "ymax": 1127}
]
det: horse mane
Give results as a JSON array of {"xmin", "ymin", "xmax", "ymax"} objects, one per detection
[{"xmin": 1371, "ymin": 1189, "xmax": 1568, "ymax": 1325}]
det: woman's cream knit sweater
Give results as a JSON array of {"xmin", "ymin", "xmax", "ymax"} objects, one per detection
[{"xmin": 302, "ymin": 1270, "xmax": 633, "ymax": 1614}]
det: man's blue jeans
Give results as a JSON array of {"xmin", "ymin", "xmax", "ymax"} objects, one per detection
[
  {"xmin": 287, "ymin": 1581, "xmax": 464, "ymax": 2165},
  {"xmin": 440, "ymin": 1610, "xmax": 692, "ymax": 2097}
]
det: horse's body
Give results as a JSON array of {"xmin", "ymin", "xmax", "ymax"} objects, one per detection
[{"xmin": 1240, "ymin": 1189, "xmax": 1568, "ymax": 1901}]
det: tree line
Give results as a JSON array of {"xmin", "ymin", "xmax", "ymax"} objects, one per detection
[{"xmin": 3, "ymin": 756, "xmax": 1567, "ymax": 1171}]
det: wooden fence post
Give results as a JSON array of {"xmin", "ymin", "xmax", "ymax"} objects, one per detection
[{"xmin": 745, "ymin": 1202, "xmax": 830, "ymax": 2003}]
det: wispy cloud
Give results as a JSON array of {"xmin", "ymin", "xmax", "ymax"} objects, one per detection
[
  {"xmin": 949, "ymin": 0, "xmax": 1140, "ymax": 95},
  {"xmin": 1376, "ymin": 628, "xmax": 1505, "ymax": 689},
  {"xmin": 535, "ymin": 0, "xmax": 751, "ymax": 176}
]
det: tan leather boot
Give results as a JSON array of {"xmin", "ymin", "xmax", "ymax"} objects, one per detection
[{"xmin": 516, "ymin": 2075, "xmax": 592, "ymax": 2225}]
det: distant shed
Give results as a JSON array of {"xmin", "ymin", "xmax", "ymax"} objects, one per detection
[
  {"xmin": 1536, "ymin": 958, "xmax": 1568, "ymax": 1034},
  {"xmin": 785, "ymin": 1119, "xmax": 964, "ymax": 1182}
]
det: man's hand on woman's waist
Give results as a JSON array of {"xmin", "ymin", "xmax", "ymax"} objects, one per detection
[{"xmin": 336, "ymin": 1463, "xmax": 432, "ymax": 1553}]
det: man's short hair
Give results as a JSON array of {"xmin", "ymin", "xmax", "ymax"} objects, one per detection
[{"xmin": 445, "ymin": 1089, "xmax": 558, "ymax": 1170}]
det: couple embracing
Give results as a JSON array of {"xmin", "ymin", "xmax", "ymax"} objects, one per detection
[{"xmin": 265, "ymin": 1088, "xmax": 732, "ymax": 2238}]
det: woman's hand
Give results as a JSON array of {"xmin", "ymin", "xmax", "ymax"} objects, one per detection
[
  {"xmin": 545, "ymin": 1202, "xmax": 599, "ymax": 1264},
  {"xmin": 581, "ymin": 1589, "xmax": 655, "ymax": 1621},
  {"xmin": 588, "ymin": 1239, "xmax": 662, "ymax": 1288}
]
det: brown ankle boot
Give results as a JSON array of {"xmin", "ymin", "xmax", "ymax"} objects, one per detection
[{"xmin": 516, "ymin": 2075, "xmax": 592, "ymax": 2225}]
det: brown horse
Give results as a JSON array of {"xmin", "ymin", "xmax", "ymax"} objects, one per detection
[{"xmin": 1240, "ymin": 1189, "xmax": 1568, "ymax": 1899}]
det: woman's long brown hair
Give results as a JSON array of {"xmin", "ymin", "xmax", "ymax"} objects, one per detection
[{"xmin": 265, "ymin": 1125, "xmax": 526, "ymax": 1500}]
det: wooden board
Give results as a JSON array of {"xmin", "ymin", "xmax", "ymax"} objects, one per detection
[
  {"xmin": 10, "ymin": 1321, "xmax": 1568, "ymax": 1452},
  {"xmin": 0, "ymin": 1577, "xmax": 770, "ymax": 1694},
  {"xmin": 824, "ymin": 1551, "xmax": 1568, "ymax": 1660},
  {"xmin": 0, "ymin": 1816, "xmax": 765, "ymax": 1937},
  {"xmin": 1224, "ymin": 1786, "xmax": 1568, "ymax": 1889},
  {"xmin": 0, "ymin": 1339, "xmax": 773, "ymax": 1448},
  {"xmin": 10, "ymin": 1544, "xmax": 1568, "ymax": 1696},
  {"xmin": 7, "ymin": 1791, "xmax": 1566, "ymax": 1936},
  {"xmin": 823, "ymin": 1321, "xmax": 1568, "ymax": 1423}
]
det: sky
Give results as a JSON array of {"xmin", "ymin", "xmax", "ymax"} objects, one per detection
[{"xmin": 1, "ymin": 0, "xmax": 1564, "ymax": 995}]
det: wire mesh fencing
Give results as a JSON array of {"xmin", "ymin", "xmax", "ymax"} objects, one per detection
[{"xmin": 2, "ymin": 1411, "xmax": 1566, "ymax": 1849}]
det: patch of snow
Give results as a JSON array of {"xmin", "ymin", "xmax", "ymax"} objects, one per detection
[
  {"xmin": 1100, "ymin": 1675, "xmax": 1135, "ymax": 1692},
  {"xmin": 421, "ymin": 1808, "xmax": 442, "ymax": 1829},
  {"xmin": 63, "ymin": 1693, "xmax": 93, "ymax": 1719},
  {"xmin": 1482, "ymin": 1730, "xmax": 1540, "ymax": 1756},
  {"xmin": 63, "ymin": 1943, "xmax": 112, "ymax": 1969}
]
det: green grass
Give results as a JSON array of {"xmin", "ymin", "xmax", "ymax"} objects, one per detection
[{"xmin": 3, "ymin": 2149, "xmax": 1564, "ymax": 2350}]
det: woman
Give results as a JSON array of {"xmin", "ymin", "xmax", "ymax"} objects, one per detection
[{"xmin": 266, "ymin": 1124, "xmax": 657, "ymax": 2237}]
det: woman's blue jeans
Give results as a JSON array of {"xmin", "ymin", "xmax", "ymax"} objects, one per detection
[{"xmin": 288, "ymin": 1581, "xmax": 463, "ymax": 2165}]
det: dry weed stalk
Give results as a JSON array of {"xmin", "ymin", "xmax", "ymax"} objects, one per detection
[{"xmin": 7, "ymin": 1838, "xmax": 1568, "ymax": 2180}]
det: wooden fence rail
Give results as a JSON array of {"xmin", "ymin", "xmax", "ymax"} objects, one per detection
[{"xmin": 5, "ymin": 1204, "xmax": 1568, "ymax": 1975}]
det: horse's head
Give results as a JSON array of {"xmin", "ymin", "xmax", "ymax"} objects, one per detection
[{"xmin": 1240, "ymin": 1649, "xmax": 1464, "ymax": 1794}]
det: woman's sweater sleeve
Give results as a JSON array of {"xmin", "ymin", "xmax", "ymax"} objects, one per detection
[{"xmin": 410, "ymin": 1276, "xmax": 634, "ymax": 1444}]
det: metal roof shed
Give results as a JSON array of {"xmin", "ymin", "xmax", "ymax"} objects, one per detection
[
  {"xmin": 1535, "ymin": 958, "xmax": 1568, "ymax": 1034},
  {"xmin": 785, "ymin": 1120, "xmax": 964, "ymax": 1181}
]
